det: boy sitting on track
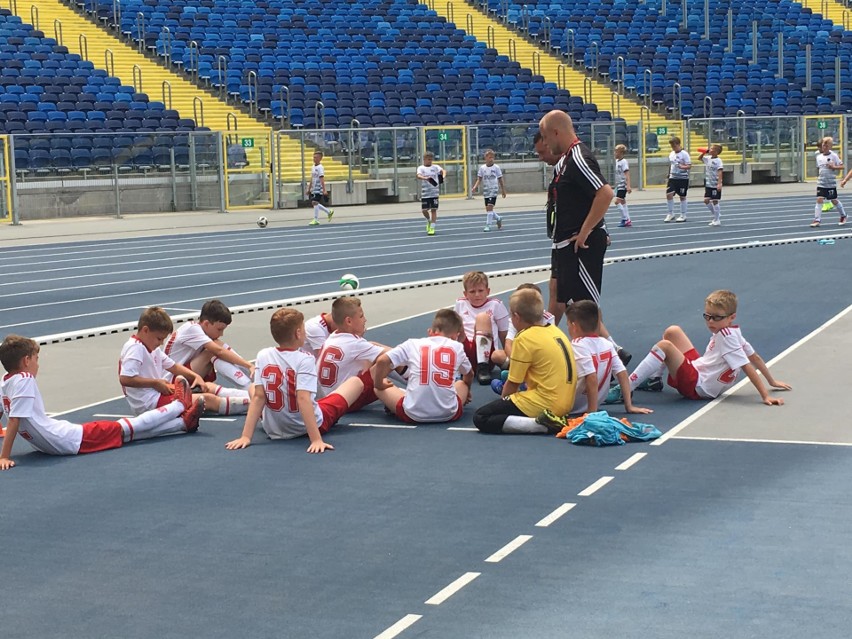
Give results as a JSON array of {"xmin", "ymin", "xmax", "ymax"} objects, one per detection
[
  {"xmin": 163, "ymin": 299, "xmax": 253, "ymax": 415},
  {"xmin": 626, "ymin": 290, "xmax": 791, "ymax": 405},
  {"xmin": 304, "ymin": 307, "xmax": 339, "ymax": 357},
  {"xmin": 491, "ymin": 283, "xmax": 553, "ymax": 368},
  {"xmin": 119, "ymin": 306, "xmax": 205, "ymax": 415},
  {"xmin": 317, "ymin": 296, "xmax": 388, "ymax": 410},
  {"xmin": 225, "ymin": 308, "xmax": 364, "ymax": 454},
  {"xmin": 453, "ymin": 271, "xmax": 510, "ymax": 385},
  {"xmin": 473, "ymin": 288, "xmax": 584, "ymax": 435},
  {"xmin": 371, "ymin": 309, "xmax": 473, "ymax": 424},
  {"xmin": 0, "ymin": 335, "xmax": 204, "ymax": 470}
]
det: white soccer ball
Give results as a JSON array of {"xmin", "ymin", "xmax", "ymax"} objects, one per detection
[
  {"xmin": 256, "ymin": 216, "xmax": 268, "ymax": 228},
  {"xmin": 339, "ymin": 273, "xmax": 360, "ymax": 290}
]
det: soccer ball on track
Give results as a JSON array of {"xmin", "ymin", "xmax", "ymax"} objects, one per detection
[
  {"xmin": 256, "ymin": 216, "xmax": 268, "ymax": 228},
  {"xmin": 339, "ymin": 273, "xmax": 360, "ymax": 290}
]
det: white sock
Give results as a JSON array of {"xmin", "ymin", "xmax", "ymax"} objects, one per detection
[
  {"xmin": 217, "ymin": 396, "xmax": 250, "ymax": 415},
  {"xmin": 313, "ymin": 204, "xmax": 320, "ymax": 221},
  {"xmin": 486, "ymin": 210, "xmax": 493, "ymax": 226},
  {"xmin": 212, "ymin": 357, "xmax": 251, "ymax": 389},
  {"xmin": 607, "ymin": 335, "xmax": 621, "ymax": 350},
  {"xmin": 713, "ymin": 203, "xmax": 721, "ymax": 222},
  {"xmin": 475, "ymin": 332, "xmax": 493, "ymax": 365},
  {"xmin": 495, "ymin": 213, "xmax": 502, "ymax": 222},
  {"xmin": 814, "ymin": 203, "xmax": 822, "ymax": 222},
  {"xmin": 121, "ymin": 400, "xmax": 184, "ymax": 441},
  {"xmin": 213, "ymin": 385, "xmax": 250, "ymax": 398},
  {"xmin": 618, "ymin": 203, "xmax": 629, "ymax": 221},
  {"xmin": 705, "ymin": 202, "xmax": 715, "ymax": 217},
  {"xmin": 667, "ymin": 199, "xmax": 674, "ymax": 214},
  {"xmin": 680, "ymin": 200, "xmax": 688, "ymax": 216},
  {"xmin": 502, "ymin": 415, "xmax": 548, "ymax": 434},
  {"xmin": 317, "ymin": 203, "xmax": 330, "ymax": 215},
  {"xmin": 629, "ymin": 346, "xmax": 666, "ymax": 391},
  {"xmin": 836, "ymin": 201, "xmax": 846, "ymax": 218}
]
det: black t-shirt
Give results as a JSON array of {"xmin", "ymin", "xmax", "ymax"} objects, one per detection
[{"xmin": 552, "ymin": 142, "xmax": 608, "ymax": 243}]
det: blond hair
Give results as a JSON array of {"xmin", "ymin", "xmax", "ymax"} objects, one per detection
[
  {"xmin": 432, "ymin": 309, "xmax": 463, "ymax": 336},
  {"xmin": 509, "ymin": 288, "xmax": 544, "ymax": 325},
  {"xmin": 331, "ymin": 296, "xmax": 362, "ymax": 326},
  {"xmin": 462, "ymin": 271, "xmax": 488, "ymax": 291},
  {"xmin": 614, "ymin": 144, "xmax": 627, "ymax": 153},
  {"xmin": 705, "ymin": 290, "xmax": 737, "ymax": 314},
  {"xmin": 270, "ymin": 308, "xmax": 304, "ymax": 345}
]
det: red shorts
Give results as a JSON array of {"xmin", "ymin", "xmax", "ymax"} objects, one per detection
[
  {"xmin": 79, "ymin": 420, "xmax": 124, "ymax": 454},
  {"xmin": 667, "ymin": 348, "xmax": 702, "ymax": 400},
  {"xmin": 156, "ymin": 392, "xmax": 176, "ymax": 408},
  {"xmin": 318, "ymin": 393, "xmax": 349, "ymax": 434},
  {"xmin": 463, "ymin": 337, "xmax": 477, "ymax": 365},
  {"xmin": 349, "ymin": 369, "xmax": 378, "ymax": 412},
  {"xmin": 395, "ymin": 396, "xmax": 464, "ymax": 423}
]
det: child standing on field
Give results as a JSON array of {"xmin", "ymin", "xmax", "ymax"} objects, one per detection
[
  {"xmin": 698, "ymin": 144, "xmax": 724, "ymax": 226},
  {"xmin": 453, "ymin": 271, "xmax": 510, "ymax": 385},
  {"xmin": 813, "ymin": 137, "xmax": 848, "ymax": 227},
  {"xmin": 225, "ymin": 308, "xmax": 365, "ymax": 454},
  {"xmin": 0, "ymin": 335, "xmax": 203, "ymax": 470},
  {"xmin": 614, "ymin": 144, "xmax": 632, "ymax": 227},
  {"xmin": 308, "ymin": 151, "xmax": 334, "ymax": 226},
  {"xmin": 664, "ymin": 136, "xmax": 691, "ymax": 223},
  {"xmin": 627, "ymin": 290, "xmax": 792, "ymax": 405},
  {"xmin": 416, "ymin": 152, "xmax": 446, "ymax": 236},
  {"xmin": 471, "ymin": 149, "xmax": 507, "ymax": 232}
]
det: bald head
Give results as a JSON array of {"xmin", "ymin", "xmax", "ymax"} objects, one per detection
[{"xmin": 539, "ymin": 110, "xmax": 576, "ymax": 156}]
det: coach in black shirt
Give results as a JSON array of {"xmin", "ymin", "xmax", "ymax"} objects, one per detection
[{"xmin": 538, "ymin": 110, "xmax": 613, "ymax": 307}]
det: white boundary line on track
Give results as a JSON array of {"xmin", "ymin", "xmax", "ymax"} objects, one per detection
[
  {"xmin": 424, "ymin": 572, "xmax": 481, "ymax": 605},
  {"xmin": 484, "ymin": 535, "xmax": 533, "ymax": 563},
  {"xmin": 675, "ymin": 435, "xmax": 852, "ymax": 447},
  {"xmin": 373, "ymin": 614, "xmax": 423, "ymax": 639},
  {"xmin": 653, "ymin": 302, "xmax": 852, "ymax": 446},
  {"xmin": 32, "ymin": 233, "xmax": 851, "ymax": 345},
  {"xmin": 535, "ymin": 503, "xmax": 576, "ymax": 527}
]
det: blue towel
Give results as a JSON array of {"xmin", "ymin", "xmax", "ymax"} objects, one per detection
[{"xmin": 564, "ymin": 411, "xmax": 661, "ymax": 447}]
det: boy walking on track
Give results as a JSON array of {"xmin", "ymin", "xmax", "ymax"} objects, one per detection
[
  {"xmin": 698, "ymin": 145, "xmax": 724, "ymax": 226},
  {"xmin": 308, "ymin": 151, "xmax": 334, "ymax": 226},
  {"xmin": 416, "ymin": 152, "xmax": 446, "ymax": 236},
  {"xmin": 471, "ymin": 149, "xmax": 507, "ymax": 232},
  {"xmin": 664, "ymin": 137, "xmax": 691, "ymax": 223}
]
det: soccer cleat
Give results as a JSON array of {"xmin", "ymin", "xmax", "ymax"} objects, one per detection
[
  {"xmin": 496, "ymin": 216, "xmax": 503, "ymax": 230},
  {"xmin": 483, "ymin": 225, "xmax": 491, "ymax": 232},
  {"xmin": 427, "ymin": 225, "xmax": 435, "ymax": 236},
  {"xmin": 822, "ymin": 202, "xmax": 835, "ymax": 212},
  {"xmin": 536, "ymin": 409, "xmax": 567, "ymax": 434},
  {"xmin": 708, "ymin": 220, "xmax": 721, "ymax": 226},
  {"xmin": 476, "ymin": 362, "xmax": 492, "ymax": 385},
  {"xmin": 637, "ymin": 377, "xmax": 664, "ymax": 392},
  {"xmin": 674, "ymin": 215, "xmax": 687, "ymax": 223},
  {"xmin": 182, "ymin": 396, "xmax": 205, "ymax": 433},
  {"xmin": 840, "ymin": 215, "xmax": 848, "ymax": 225},
  {"xmin": 618, "ymin": 219, "xmax": 632, "ymax": 227},
  {"xmin": 308, "ymin": 219, "xmax": 320, "ymax": 226},
  {"xmin": 810, "ymin": 220, "xmax": 821, "ymax": 228},
  {"xmin": 426, "ymin": 221, "xmax": 432, "ymax": 232},
  {"xmin": 327, "ymin": 208, "xmax": 334, "ymax": 222},
  {"xmin": 173, "ymin": 375, "xmax": 192, "ymax": 412},
  {"xmin": 616, "ymin": 347, "xmax": 632, "ymax": 367},
  {"xmin": 603, "ymin": 385, "xmax": 624, "ymax": 405},
  {"xmin": 663, "ymin": 213, "xmax": 675, "ymax": 222}
]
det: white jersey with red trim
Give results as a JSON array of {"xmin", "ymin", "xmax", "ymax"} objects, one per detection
[
  {"xmin": 253, "ymin": 346, "xmax": 322, "ymax": 439},
  {"xmin": 453, "ymin": 297, "xmax": 510, "ymax": 343},
  {"xmin": 693, "ymin": 326, "xmax": 755, "ymax": 399},
  {"xmin": 386, "ymin": 336, "xmax": 472, "ymax": 422},
  {"xmin": 304, "ymin": 313, "xmax": 332, "ymax": 356},
  {"xmin": 506, "ymin": 310, "xmax": 555, "ymax": 342},
  {"xmin": 316, "ymin": 331, "xmax": 385, "ymax": 398},
  {"xmin": 119, "ymin": 336, "xmax": 176, "ymax": 414},
  {"xmin": 1, "ymin": 372, "xmax": 83, "ymax": 455},
  {"xmin": 571, "ymin": 336, "xmax": 626, "ymax": 413},
  {"xmin": 163, "ymin": 321, "xmax": 211, "ymax": 370}
]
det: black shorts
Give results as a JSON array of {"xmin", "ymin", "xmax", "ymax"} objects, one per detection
[
  {"xmin": 484, "ymin": 196, "xmax": 497, "ymax": 207},
  {"xmin": 550, "ymin": 248, "xmax": 558, "ymax": 279},
  {"xmin": 310, "ymin": 192, "xmax": 328, "ymax": 204},
  {"xmin": 666, "ymin": 178, "xmax": 690, "ymax": 197},
  {"xmin": 615, "ymin": 188, "xmax": 628, "ymax": 200},
  {"xmin": 421, "ymin": 197, "xmax": 439, "ymax": 210},
  {"xmin": 704, "ymin": 187, "xmax": 721, "ymax": 200},
  {"xmin": 555, "ymin": 227, "xmax": 607, "ymax": 305},
  {"xmin": 817, "ymin": 187, "xmax": 838, "ymax": 200}
]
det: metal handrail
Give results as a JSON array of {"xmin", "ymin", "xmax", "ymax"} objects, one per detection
[
  {"xmin": 610, "ymin": 92, "xmax": 621, "ymax": 120},
  {"xmin": 777, "ymin": 32, "xmax": 784, "ymax": 79},
  {"xmin": 112, "ymin": 0, "xmax": 121, "ymax": 29},
  {"xmin": 726, "ymin": 7, "xmax": 733, "ymax": 53},
  {"xmin": 446, "ymin": 1, "xmax": 454, "ymax": 24},
  {"xmin": 226, "ymin": 112, "xmax": 238, "ymax": 131},
  {"xmin": 615, "ymin": 56, "xmax": 625, "ymax": 95},
  {"xmin": 486, "ymin": 25, "xmax": 495, "ymax": 49},
  {"xmin": 160, "ymin": 26, "xmax": 171, "ymax": 66},
  {"xmin": 681, "ymin": 0, "xmax": 687, "ymax": 31},
  {"xmin": 216, "ymin": 55, "xmax": 228, "ymax": 98},
  {"xmin": 132, "ymin": 64, "xmax": 142, "ymax": 93},
  {"xmin": 805, "ymin": 43, "xmax": 812, "ymax": 91},
  {"xmin": 29, "ymin": 4, "xmax": 37, "ymax": 30},
  {"xmin": 589, "ymin": 41, "xmax": 599, "ymax": 78},
  {"xmin": 565, "ymin": 28, "xmax": 575, "ymax": 65},
  {"xmin": 193, "ymin": 96, "xmax": 205, "ymax": 127},
  {"xmin": 531, "ymin": 51, "xmax": 540, "ymax": 76},
  {"xmin": 104, "ymin": 48, "xmax": 115, "ymax": 77},
  {"xmin": 78, "ymin": 33, "xmax": 88, "ymax": 61},
  {"xmin": 845, "ymin": 9, "xmax": 850, "ymax": 31},
  {"xmin": 703, "ymin": 0, "xmax": 710, "ymax": 40},
  {"xmin": 247, "ymin": 70, "xmax": 258, "ymax": 117},
  {"xmin": 162, "ymin": 80, "xmax": 172, "ymax": 109},
  {"xmin": 188, "ymin": 41, "xmax": 199, "ymax": 81},
  {"xmin": 520, "ymin": 4, "xmax": 529, "ymax": 32},
  {"xmin": 583, "ymin": 76, "xmax": 593, "ymax": 105},
  {"xmin": 703, "ymin": 95, "xmax": 713, "ymax": 118},
  {"xmin": 752, "ymin": 20, "xmax": 758, "ymax": 65},
  {"xmin": 643, "ymin": 69, "xmax": 653, "ymax": 110},
  {"xmin": 672, "ymin": 81, "xmax": 682, "ymax": 120},
  {"xmin": 314, "ymin": 100, "xmax": 326, "ymax": 130},
  {"xmin": 500, "ymin": 0, "xmax": 508, "ymax": 22},
  {"xmin": 557, "ymin": 64, "xmax": 567, "ymax": 90},
  {"xmin": 466, "ymin": 13, "xmax": 473, "ymax": 32},
  {"xmin": 278, "ymin": 86, "xmax": 290, "ymax": 128},
  {"xmin": 53, "ymin": 19, "xmax": 63, "ymax": 46},
  {"xmin": 542, "ymin": 16, "xmax": 551, "ymax": 47},
  {"xmin": 135, "ymin": 12, "xmax": 145, "ymax": 53},
  {"xmin": 508, "ymin": 38, "xmax": 516, "ymax": 62}
]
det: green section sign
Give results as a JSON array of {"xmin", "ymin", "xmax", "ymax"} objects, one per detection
[
  {"xmin": 817, "ymin": 120, "xmax": 827, "ymax": 130},
  {"xmin": 655, "ymin": 126, "xmax": 668, "ymax": 135},
  {"xmin": 438, "ymin": 132, "xmax": 449, "ymax": 141},
  {"xmin": 241, "ymin": 138, "xmax": 255, "ymax": 148}
]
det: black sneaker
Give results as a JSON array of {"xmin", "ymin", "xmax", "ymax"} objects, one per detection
[
  {"xmin": 637, "ymin": 376, "xmax": 663, "ymax": 392},
  {"xmin": 535, "ymin": 410, "xmax": 567, "ymax": 434},
  {"xmin": 616, "ymin": 347, "xmax": 632, "ymax": 367},
  {"xmin": 476, "ymin": 362, "xmax": 492, "ymax": 385}
]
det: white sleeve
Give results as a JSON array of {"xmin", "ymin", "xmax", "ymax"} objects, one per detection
[
  {"xmin": 493, "ymin": 301, "xmax": 510, "ymax": 332},
  {"xmin": 457, "ymin": 344, "xmax": 473, "ymax": 375},
  {"xmin": 572, "ymin": 342, "xmax": 596, "ymax": 378},
  {"xmin": 295, "ymin": 355, "xmax": 319, "ymax": 394},
  {"xmin": 477, "ymin": 165, "xmax": 485, "ymax": 178},
  {"xmin": 386, "ymin": 341, "xmax": 412, "ymax": 370},
  {"xmin": 495, "ymin": 166, "xmax": 503, "ymax": 178},
  {"xmin": 120, "ymin": 348, "xmax": 144, "ymax": 378}
]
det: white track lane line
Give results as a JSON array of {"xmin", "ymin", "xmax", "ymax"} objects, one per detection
[
  {"xmin": 535, "ymin": 503, "xmax": 577, "ymax": 527},
  {"xmin": 373, "ymin": 614, "xmax": 423, "ymax": 639},
  {"xmin": 676, "ymin": 435, "xmax": 852, "ymax": 447},
  {"xmin": 615, "ymin": 452, "xmax": 647, "ymax": 471},
  {"xmin": 578, "ymin": 476, "xmax": 614, "ymax": 497},
  {"xmin": 653, "ymin": 302, "xmax": 852, "ymax": 446},
  {"xmin": 446, "ymin": 426, "xmax": 478, "ymax": 431},
  {"xmin": 344, "ymin": 423, "xmax": 417, "ymax": 429},
  {"xmin": 424, "ymin": 572, "xmax": 481, "ymax": 605},
  {"xmin": 484, "ymin": 535, "xmax": 533, "ymax": 563}
]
